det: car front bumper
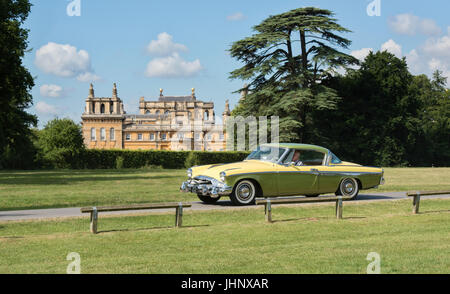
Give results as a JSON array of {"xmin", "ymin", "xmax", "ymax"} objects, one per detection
[{"xmin": 180, "ymin": 176, "xmax": 233, "ymax": 198}]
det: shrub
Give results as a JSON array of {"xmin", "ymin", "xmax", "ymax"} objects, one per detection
[{"xmin": 115, "ymin": 156, "xmax": 124, "ymax": 169}]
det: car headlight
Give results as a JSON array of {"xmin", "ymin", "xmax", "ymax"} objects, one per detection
[
  {"xmin": 220, "ymin": 171, "xmax": 226, "ymax": 182},
  {"xmin": 187, "ymin": 168, "xmax": 192, "ymax": 179}
]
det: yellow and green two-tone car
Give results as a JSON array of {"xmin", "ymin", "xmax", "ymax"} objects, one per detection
[{"xmin": 180, "ymin": 143, "xmax": 385, "ymax": 205}]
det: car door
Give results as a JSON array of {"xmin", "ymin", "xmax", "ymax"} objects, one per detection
[
  {"xmin": 276, "ymin": 165, "xmax": 319, "ymax": 196},
  {"xmin": 274, "ymin": 149, "xmax": 325, "ymax": 196}
]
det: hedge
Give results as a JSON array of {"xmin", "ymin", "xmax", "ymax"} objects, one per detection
[{"xmin": 78, "ymin": 149, "xmax": 250, "ymax": 169}]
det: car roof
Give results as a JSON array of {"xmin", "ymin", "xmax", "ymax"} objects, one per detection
[{"xmin": 262, "ymin": 143, "xmax": 329, "ymax": 153}]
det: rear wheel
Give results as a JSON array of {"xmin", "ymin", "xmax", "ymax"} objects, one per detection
[
  {"xmin": 230, "ymin": 180, "xmax": 256, "ymax": 206},
  {"xmin": 197, "ymin": 194, "xmax": 220, "ymax": 204},
  {"xmin": 336, "ymin": 178, "xmax": 359, "ymax": 199}
]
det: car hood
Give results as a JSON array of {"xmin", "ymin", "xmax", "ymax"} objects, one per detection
[{"xmin": 192, "ymin": 160, "xmax": 275, "ymax": 181}]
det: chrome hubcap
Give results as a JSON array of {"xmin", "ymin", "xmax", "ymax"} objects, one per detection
[
  {"xmin": 238, "ymin": 185, "xmax": 251, "ymax": 199},
  {"xmin": 342, "ymin": 179, "xmax": 357, "ymax": 196},
  {"xmin": 344, "ymin": 183, "xmax": 354, "ymax": 193}
]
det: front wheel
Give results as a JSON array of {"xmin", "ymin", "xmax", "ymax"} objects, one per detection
[
  {"xmin": 197, "ymin": 194, "xmax": 221, "ymax": 204},
  {"xmin": 230, "ymin": 180, "xmax": 256, "ymax": 206},
  {"xmin": 336, "ymin": 178, "xmax": 359, "ymax": 199}
]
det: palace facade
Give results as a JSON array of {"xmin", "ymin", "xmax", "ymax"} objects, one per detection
[{"xmin": 81, "ymin": 84, "xmax": 230, "ymax": 151}]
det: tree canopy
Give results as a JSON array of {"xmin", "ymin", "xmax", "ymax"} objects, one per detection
[
  {"xmin": 0, "ymin": 0, "xmax": 36, "ymax": 168},
  {"xmin": 37, "ymin": 118, "xmax": 85, "ymax": 169},
  {"xmin": 229, "ymin": 7, "xmax": 358, "ymax": 142}
]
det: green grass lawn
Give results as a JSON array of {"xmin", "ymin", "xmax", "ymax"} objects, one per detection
[
  {"xmin": 0, "ymin": 198, "xmax": 449, "ymax": 274},
  {"xmin": 0, "ymin": 167, "xmax": 449, "ymax": 211},
  {"xmin": 0, "ymin": 168, "xmax": 193, "ymax": 210},
  {"xmin": 370, "ymin": 167, "xmax": 450, "ymax": 192}
]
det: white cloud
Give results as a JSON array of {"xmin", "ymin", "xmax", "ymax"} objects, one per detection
[
  {"xmin": 145, "ymin": 53, "xmax": 203, "ymax": 78},
  {"xmin": 35, "ymin": 42, "xmax": 101, "ymax": 82},
  {"xmin": 388, "ymin": 14, "xmax": 441, "ymax": 36},
  {"xmin": 227, "ymin": 12, "xmax": 245, "ymax": 21},
  {"xmin": 405, "ymin": 49, "xmax": 423, "ymax": 73},
  {"xmin": 76, "ymin": 72, "xmax": 101, "ymax": 82},
  {"xmin": 381, "ymin": 39, "xmax": 402, "ymax": 58},
  {"xmin": 35, "ymin": 101, "xmax": 59, "ymax": 116},
  {"xmin": 351, "ymin": 48, "xmax": 373, "ymax": 61},
  {"xmin": 422, "ymin": 34, "xmax": 450, "ymax": 58},
  {"xmin": 40, "ymin": 84, "xmax": 63, "ymax": 98},
  {"xmin": 146, "ymin": 32, "xmax": 187, "ymax": 57}
]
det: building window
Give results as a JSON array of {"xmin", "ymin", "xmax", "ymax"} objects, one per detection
[
  {"xmin": 150, "ymin": 133, "xmax": 155, "ymax": 141},
  {"xmin": 100, "ymin": 104, "xmax": 105, "ymax": 114},
  {"xmin": 204, "ymin": 111, "xmax": 209, "ymax": 120},
  {"xmin": 164, "ymin": 110, "xmax": 170, "ymax": 115},
  {"xmin": 177, "ymin": 133, "xmax": 184, "ymax": 140},
  {"xmin": 100, "ymin": 128, "xmax": 106, "ymax": 141},
  {"xmin": 219, "ymin": 133, "xmax": 224, "ymax": 140},
  {"xmin": 155, "ymin": 110, "xmax": 160, "ymax": 115},
  {"xmin": 90, "ymin": 128, "xmax": 96, "ymax": 141},
  {"xmin": 125, "ymin": 133, "xmax": 131, "ymax": 141},
  {"xmin": 195, "ymin": 133, "xmax": 200, "ymax": 141},
  {"xmin": 138, "ymin": 133, "xmax": 143, "ymax": 141},
  {"xmin": 145, "ymin": 110, "xmax": 150, "ymax": 114},
  {"xmin": 110, "ymin": 128, "xmax": 115, "ymax": 141},
  {"xmin": 161, "ymin": 133, "xmax": 167, "ymax": 141},
  {"xmin": 206, "ymin": 134, "xmax": 212, "ymax": 141}
]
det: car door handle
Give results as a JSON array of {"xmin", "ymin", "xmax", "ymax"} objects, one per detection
[{"xmin": 310, "ymin": 168, "xmax": 320, "ymax": 175}]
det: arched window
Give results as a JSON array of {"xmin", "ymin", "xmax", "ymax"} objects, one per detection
[
  {"xmin": 155, "ymin": 110, "xmax": 160, "ymax": 115},
  {"xmin": 92, "ymin": 103, "xmax": 96, "ymax": 114},
  {"xmin": 164, "ymin": 110, "xmax": 170, "ymax": 115},
  {"xmin": 100, "ymin": 104, "xmax": 105, "ymax": 114},
  {"xmin": 145, "ymin": 110, "xmax": 150, "ymax": 114},
  {"xmin": 110, "ymin": 102, "xmax": 114, "ymax": 114},
  {"xmin": 90, "ymin": 128, "xmax": 96, "ymax": 141},
  {"xmin": 110, "ymin": 128, "xmax": 115, "ymax": 141},
  {"xmin": 100, "ymin": 128, "xmax": 106, "ymax": 141}
]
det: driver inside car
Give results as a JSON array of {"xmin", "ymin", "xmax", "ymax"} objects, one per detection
[{"xmin": 291, "ymin": 150, "xmax": 304, "ymax": 166}]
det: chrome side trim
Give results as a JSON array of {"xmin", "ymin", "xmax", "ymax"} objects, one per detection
[{"xmin": 226, "ymin": 170, "xmax": 383, "ymax": 177}]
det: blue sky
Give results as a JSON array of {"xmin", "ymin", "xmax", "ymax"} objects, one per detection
[{"xmin": 23, "ymin": 0, "xmax": 450, "ymax": 127}]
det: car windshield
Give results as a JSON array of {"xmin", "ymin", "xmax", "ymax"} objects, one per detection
[{"xmin": 246, "ymin": 145, "xmax": 287, "ymax": 163}]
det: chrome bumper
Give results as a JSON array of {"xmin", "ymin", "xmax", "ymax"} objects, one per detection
[{"xmin": 180, "ymin": 178, "xmax": 232, "ymax": 198}]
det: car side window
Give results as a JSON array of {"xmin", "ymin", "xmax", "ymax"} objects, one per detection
[
  {"xmin": 330, "ymin": 152, "xmax": 342, "ymax": 164},
  {"xmin": 298, "ymin": 151, "xmax": 325, "ymax": 166},
  {"xmin": 282, "ymin": 149, "xmax": 325, "ymax": 166}
]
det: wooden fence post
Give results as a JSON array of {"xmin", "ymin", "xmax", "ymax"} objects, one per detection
[
  {"xmin": 175, "ymin": 202, "xmax": 183, "ymax": 227},
  {"xmin": 413, "ymin": 192, "xmax": 421, "ymax": 214},
  {"xmin": 90, "ymin": 207, "xmax": 98, "ymax": 234},
  {"xmin": 265, "ymin": 200, "xmax": 272, "ymax": 223},
  {"xmin": 336, "ymin": 196, "xmax": 343, "ymax": 219}
]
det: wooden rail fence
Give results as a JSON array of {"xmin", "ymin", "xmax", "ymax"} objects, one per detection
[
  {"xmin": 406, "ymin": 190, "xmax": 450, "ymax": 214},
  {"xmin": 256, "ymin": 196, "xmax": 353, "ymax": 222},
  {"xmin": 80, "ymin": 202, "xmax": 192, "ymax": 234}
]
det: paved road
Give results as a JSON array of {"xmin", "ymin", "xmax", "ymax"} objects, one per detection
[{"xmin": 1, "ymin": 191, "xmax": 449, "ymax": 222}]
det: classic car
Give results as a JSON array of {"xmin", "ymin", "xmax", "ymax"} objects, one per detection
[{"xmin": 180, "ymin": 143, "xmax": 385, "ymax": 205}]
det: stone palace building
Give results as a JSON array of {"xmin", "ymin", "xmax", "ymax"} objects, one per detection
[{"xmin": 81, "ymin": 83, "xmax": 230, "ymax": 151}]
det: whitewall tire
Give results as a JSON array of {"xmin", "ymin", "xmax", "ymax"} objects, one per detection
[
  {"xmin": 230, "ymin": 180, "xmax": 256, "ymax": 206},
  {"xmin": 338, "ymin": 178, "xmax": 359, "ymax": 199}
]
